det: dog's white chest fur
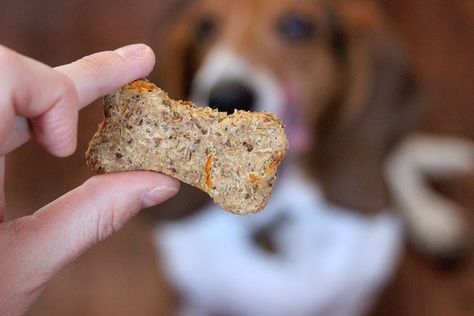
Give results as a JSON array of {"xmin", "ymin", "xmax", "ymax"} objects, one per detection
[{"xmin": 154, "ymin": 168, "xmax": 403, "ymax": 316}]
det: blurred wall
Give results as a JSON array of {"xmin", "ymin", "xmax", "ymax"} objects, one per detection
[
  {"xmin": 380, "ymin": 0, "xmax": 474, "ymax": 138},
  {"xmin": 373, "ymin": 2, "xmax": 474, "ymax": 316}
]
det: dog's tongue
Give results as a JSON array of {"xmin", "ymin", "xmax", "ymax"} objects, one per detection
[
  {"xmin": 287, "ymin": 124, "xmax": 311, "ymax": 153},
  {"xmin": 281, "ymin": 84, "xmax": 311, "ymax": 154}
]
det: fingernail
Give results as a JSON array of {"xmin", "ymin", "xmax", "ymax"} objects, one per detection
[
  {"xmin": 141, "ymin": 185, "xmax": 179, "ymax": 209},
  {"xmin": 115, "ymin": 44, "xmax": 151, "ymax": 60}
]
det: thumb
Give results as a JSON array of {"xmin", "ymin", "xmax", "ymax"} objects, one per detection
[{"xmin": 0, "ymin": 172, "xmax": 178, "ymax": 315}]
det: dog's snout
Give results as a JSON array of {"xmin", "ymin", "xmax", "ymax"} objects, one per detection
[{"xmin": 207, "ymin": 81, "xmax": 256, "ymax": 113}]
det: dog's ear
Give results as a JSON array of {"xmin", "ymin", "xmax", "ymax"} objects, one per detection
[
  {"xmin": 324, "ymin": 0, "xmax": 393, "ymax": 130},
  {"xmin": 313, "ymin": 1, "xmax": 423, "ymax": 212},
  {"xmin": 153, "ymin": 1, "xmax": 198, "ymax": 99}
]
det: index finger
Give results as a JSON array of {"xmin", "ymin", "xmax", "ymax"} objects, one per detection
[
  {"xmin": 0, "ymin": 44, "xmax": 156, "ymax": 156},
  {"xmin": 56, "ymin": 44, "xmax": 155, "ymax": 108}
]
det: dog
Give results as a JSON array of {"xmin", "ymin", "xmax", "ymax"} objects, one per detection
[{"xmin": 151, "ymin": 0, "xmax": 474, "ymax": 314}]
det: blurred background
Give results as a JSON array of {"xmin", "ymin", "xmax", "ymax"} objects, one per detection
[{"xmin": 1, "ymin": 0, "xmax": 474, "ymax": 315}]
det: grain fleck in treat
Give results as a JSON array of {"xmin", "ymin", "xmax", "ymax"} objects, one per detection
[{"xmin": 86, "ymin": 80, "xmax": 288, "ymax": 215}]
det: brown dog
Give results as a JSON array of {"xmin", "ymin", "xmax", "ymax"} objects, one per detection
[{"xmin": 153, "ymin": 0, "xmax": 474, "ymax": 259}]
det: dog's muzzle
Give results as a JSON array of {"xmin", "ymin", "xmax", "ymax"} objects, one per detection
[
  {"xmin": 190, "ymin": 48, "xmax": 280, "ymax": 114},
  {"xmin": 207, "ymin": 80, "xmax": 256, "ymax": 113}
]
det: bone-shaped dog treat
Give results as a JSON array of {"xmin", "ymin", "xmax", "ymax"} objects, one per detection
[{"xmin": 86, "ymin": 80, "xmax": 288, "ymax": 214}]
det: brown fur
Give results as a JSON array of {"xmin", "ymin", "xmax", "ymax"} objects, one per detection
[
  {"xmin": 153, "ymin": 0, "xmax": 422, "ymax": 213},
  {"xmin": 152, "ymin": 0, "xmax": 474, "ymax": 258}
]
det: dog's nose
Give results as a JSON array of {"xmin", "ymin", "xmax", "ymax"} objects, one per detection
[{"xmin": 207, "ymin": 81, "xmax": 256, "ymax": 113}]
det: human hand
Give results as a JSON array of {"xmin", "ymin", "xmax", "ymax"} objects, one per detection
[{"xmin": 0, "ymin": 44, "xmax": 180, "ymax": 315}]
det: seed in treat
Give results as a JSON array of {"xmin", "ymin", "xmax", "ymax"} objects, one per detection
[
  {"xmin": 154, "ymin": 137, "xmax": 162, "ymax": 146},
  {"xmin": 243, "ymin": 142, "xmax": 254, "ymax": 152}
]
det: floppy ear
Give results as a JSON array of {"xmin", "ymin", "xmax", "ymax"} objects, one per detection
[
  {"xmin": 313, "ymin": 0, "xmax": 423, "ymax": 213},
  {"xmin": 152, "ymin": 0, "xmax": 198, "ymax": 99}
]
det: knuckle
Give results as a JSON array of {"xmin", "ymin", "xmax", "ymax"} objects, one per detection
[
  {"xmin": 6, "ymin": 216, "xmax": 39, "ymax": 237},
  {"xmin": 62, "ymin": 75, "xmax": 79, "ymax": 106},
  {"xmin": 58, "ymin": 73, "xmax": 77, "ymax": 98},
  {"xmin": 52, "ymin": 72, "xmax": 79, "ymax": 110},
  {"xmin": 80, "ymin": 176, "xmax": 131, "ymax": 242},
  {"xmin": 76, "ymin": 52, "xmax": 113, "ymax": 72},
  {"xmin": 96, "ymin": 205, "xmax": 122, "ymax": 242},
  {"xmin": 77, "ymin": 54, "xmax": 102, "ymax": 69}
]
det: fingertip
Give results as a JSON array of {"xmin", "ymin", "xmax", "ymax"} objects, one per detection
[
  {"xmin": 141, "ymin": 185, "xmax": 179, "ymax": 209},
  {"xmin": 114, "ymin": 44, "xmax": 155, "ymax": 62},
  {"xmin": 138, "ymin": 173, "xmax": 180, "ymax": 208},
  {"xmin": 113, "ymin": 43, "xmax": 156, "ymax": 78},
  {"xmin": 149, "ymin": 172, "xmax": 181, "ymax": 191},
  {"xmin": 47, "ymin": 135, "xmax": 77, "ymax": 157},
  {"xmin": 42, "ymin": 117, "xmax": 78, "ymax": 158},
  {"xmin": 30, "ymin": 80, "xmax": 79, "ymax": 157},
  {"xmin": 56, "ymin": 44, "xmax": 156, "ymax": 108}
]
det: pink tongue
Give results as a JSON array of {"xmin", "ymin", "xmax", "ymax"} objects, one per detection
[
  {"xmin": 287, "ymin": 123, "xmax": 311, "ymax": 154},
  {"xmin": 281, "ymin": 80, "xmax": 312, "ymax": 154}
]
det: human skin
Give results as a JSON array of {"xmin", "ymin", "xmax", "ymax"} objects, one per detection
[{"xmin": 0, "ymin": 44, "xmax": 180, "ymax": 315}]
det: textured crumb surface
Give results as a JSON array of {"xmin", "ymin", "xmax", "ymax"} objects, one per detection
[{"xmin": 86, "ymin": 80, "xmax": 288, "ymax": 214}]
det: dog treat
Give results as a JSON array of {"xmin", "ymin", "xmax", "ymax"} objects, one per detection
[{"xmin": 86, "ymin": 80, "xmax": 288, "ymax": 214}]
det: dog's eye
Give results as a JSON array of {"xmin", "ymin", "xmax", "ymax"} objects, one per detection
[
  {"xmin": 277, "ymin": 14, "xmax": 315, "ymax": 41},
  {"xmin": 194, "ymin": 16, "xmax": 218, "ymax": 43}
]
